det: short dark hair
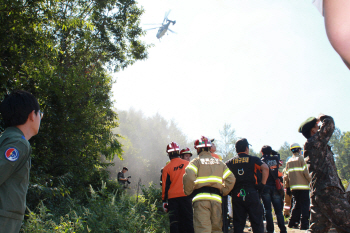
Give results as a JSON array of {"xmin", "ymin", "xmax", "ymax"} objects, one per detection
[
  {"xmin": 302, "ymin": 131, "xmax": 312, "ymax": 139},
  {"xmin": 235, "ymin": 138, "xmax": 250, "ymax": 153},
  {"xmin": 168, "ymin": 151, "xmax": 180, "ymax": 158},
  {"xmin": 261, "ymin": 145, "xmax": 272, "ymax": 155},
  {"xmin": 197, "ymin": 147, "xmax": 210, "ymax": 154},
  {"xmin": 122, "ymin": 167, "xmax": 128, "ymax": 171},
  {"xmin": 0, "ymin": 90, "xmax": 40, "ymax": 127}
]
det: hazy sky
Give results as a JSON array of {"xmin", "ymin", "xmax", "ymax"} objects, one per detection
[{"xmin": 112, "ymin": 0, "xmax": 350, "ymax": 154}]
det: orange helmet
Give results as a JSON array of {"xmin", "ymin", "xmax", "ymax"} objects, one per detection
[
  {"xmin": 180, "ymin": 147, "xmax": 192, "ymax": 156},
  {"xmin": 166, "ymin": 142, "xmax": 180, "ymax": 153},
  {"xmin": 194, "ymin": 136, "xmax": 212, "ymax": 149}
]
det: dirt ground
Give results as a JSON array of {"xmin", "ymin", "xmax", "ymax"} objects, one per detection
[{"xmin": 227, "ymin": 220, "xmax": 338, "ymax": 233}]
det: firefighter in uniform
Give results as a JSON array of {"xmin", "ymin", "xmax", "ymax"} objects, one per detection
[
  {"xmin": 210, "ymin": 139, "xmax": 222, "ymax": 161},
  {"xmin": 180, "ymin": 147, "xmax": 193, "ymax": 162},
  {"xmin": 183, "ymin": 136, "xmax": 236, "ymax": 233},
  {"xmin": 283, "ymin": 166, "xmax": 292, "ymax": 217},
  {"xmin": 225, "ymin": 138, "xmax": 269, "ymax": 233},
  {"xmin": 285, "ymin": 143, "xmax": 311, "ymax": 230},
  {"xmin": 299, "ymin": 115, "xmax": 350, "ymax": 232},
  {"xmin": 162, "ymin": 142, "xmax": 194, "ymax": 233},
  {"xmin": 0, "ymin": 90, "xmax": 42, "ymax": 233}
]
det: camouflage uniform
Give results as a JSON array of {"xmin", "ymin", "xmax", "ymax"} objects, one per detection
[{"xmin": 303, "ymin": 115, "xmax": 350, "ymax": 233}]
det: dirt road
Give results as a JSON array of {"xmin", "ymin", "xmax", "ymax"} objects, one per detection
[{"xmin": 227, "ymin": 220, "xmax": 338, "ymax": 232}]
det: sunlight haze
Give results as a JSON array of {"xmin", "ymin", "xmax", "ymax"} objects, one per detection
[{"xmin": 112, "ymin": 0, "xmax": 350, "ymax": 154}]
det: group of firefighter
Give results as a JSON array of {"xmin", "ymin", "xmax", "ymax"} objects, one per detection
[{"xmin": 160, "ymin": 114, "xmax": 350, "ymax": 233}]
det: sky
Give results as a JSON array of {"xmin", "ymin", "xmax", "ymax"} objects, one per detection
[{"xmin": 111, "ymin": 0, "xmax": 350, "ymax": 154}]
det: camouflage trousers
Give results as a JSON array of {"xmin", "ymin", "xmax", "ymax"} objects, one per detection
[
  {"xmin": 0, "ymin": 216, "xmax": 22, "ymax": 233},
  {"xmin": 309, "ymin": 187, "xmax": 350, "ymax": 233}
]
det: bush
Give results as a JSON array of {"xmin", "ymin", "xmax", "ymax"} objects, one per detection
[{"xmin": 22, "ymin": 182, "xmax": 169, "ymax": 233}]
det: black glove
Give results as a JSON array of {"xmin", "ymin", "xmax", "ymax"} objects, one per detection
[
  {"xmin": 286, "ymin": 187, "xmax": 292, "ymax": 196},
  {"xmin": 271, "ymin": 150, "xmax": 278, "ymax": 155},
  {"xmin": 256, "ymin": 183, "xmax": 265, "ymax": 192}
]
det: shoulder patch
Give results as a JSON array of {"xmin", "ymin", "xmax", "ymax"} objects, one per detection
[{"xmin": 5, "ymin": 147, "xmax": 20, "ymax": 162}]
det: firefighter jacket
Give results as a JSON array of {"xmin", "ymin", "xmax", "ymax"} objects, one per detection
[
  {"xmin": 0, "ymin": 127, "xmax": 31, "ymax": 221},
  {"xmin": 162, "ymin": 157, "xmax": 189, "ymax": 202},
  {"xmin": 285, "ymin": 153, "xmax": 311, "ymax": 190},
  {"xmin": 283, "ymin": 167, "xmax": 292, "ymax": 216},
  {"xmin": 183, "ymin": 151, "xmax": 236, "ymax": 203}
]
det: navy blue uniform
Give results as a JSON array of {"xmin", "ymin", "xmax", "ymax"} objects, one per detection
[{"xmin": 226, "ymin": 153, "xmax": 264, "ymax": 233}]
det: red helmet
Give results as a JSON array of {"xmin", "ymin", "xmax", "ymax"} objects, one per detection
[
  {"xmin": 194, "ymin": 136, "xmax": 212, "ymax": 149},
  {"xmin": 180, "ymin": 147, "xmax": 192, "ymax": 156},
  {"xmin": 166, "ymin": 142, "xmax": 180, "ymax": 153}
]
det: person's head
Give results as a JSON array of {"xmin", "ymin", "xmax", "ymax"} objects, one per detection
[
  {"xmin": 298, "ymin": 117, "xmax": 319, "ymax": 139},
  {"xmin": 180, "ymin": 147, "xmax": 192, "ymax": 162},
  {"xmin": 235, "ymin": 138, "xmax": 251, "ymax": 154},
  {"xmin": 290, "ymin": 143, "xmax": 301, "ymax": 155},
  {"xmin": 0, "ymin": 90, "xmax": 40, "ymax": 127},
  {"xmin": 194, "ymin": 136, "xmax": 212, "ymax": 155},
  {"xmin": 166, "ymin": 142, "xmax": 180, "ymax": 159},
  {"xmin": 0, "ymin": 90, "xmax": 42, "ymax": 138},
  {"xmin": 210, "ymin": 139, "xmax": 216, "ymax": 153},
  {"xmin": 122, "ymin": 167, "xmax": 128, "ymax": 173},
  {"xmin": 261, "ymin": 145, "xmax": 272, "ymax": 156}
]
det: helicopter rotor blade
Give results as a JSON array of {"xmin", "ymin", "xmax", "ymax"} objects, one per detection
[
  {"xmin": 163, "ymin": 10, "xmax": 171, "ymax": 23},
  {"xmin": 168, "ymin": 28, "xmax": 177, "ymax": 34},
  {"xmin": 143, "ymin": 23, "xmax": 162, "ymax": 26},
  {"xmin": 145, "ymin": 27, "xmax": 159, "ymax": 31}
]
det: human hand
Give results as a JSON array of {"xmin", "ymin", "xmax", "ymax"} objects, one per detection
[
  {"xmin": 256, "ymin": 183, "xmax": 265, "ymax": 192},
  {"xmin": 162, "ymin": 202, "xmax": 169, "ymax": 213}
]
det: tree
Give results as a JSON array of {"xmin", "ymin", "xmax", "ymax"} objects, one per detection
[
  {"xmin": 330, "ymin": 128, "xmax": 350, "ymax": 182},
  {"xmin": 277, "ymin": 142, "xmax": 293, "ymax": 171},
  {"xmin": 112, "ymin": 109, "xmax": 191, "ymax": 188},
  {"xmin": 216, "ymin": 123, "xmax": 237, "ymax": 161},
  {"xmin": 0, "ymin": 0, "xmax": 148, "ymax": 207}
]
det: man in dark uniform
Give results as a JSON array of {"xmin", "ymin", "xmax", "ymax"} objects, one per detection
[
  {"xmin": 260, "ymin": 145, "xmax": 287, "ymax": 233},
  {"xmin": 226, "ymin": 138, "xmax": 269, "ymax": 233},
  {"xmin": 299, "ymin": 114, "xmax": 350, "ymax": 233},
  {"xmin": 0, "ymin": 90, "xmax": 43, "ymax": 233},
  {"xmin": 117, "ymin": 167, "xmax": 130, "ymax": 187}
]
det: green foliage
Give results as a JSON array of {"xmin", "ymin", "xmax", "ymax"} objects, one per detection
[
  {"xmin": 22, "ymin": 201, "xmax": 84, "ymax": 233},
  {"xmin": 0, "ymin": 0, "xmax": 149, "ymax": 208},
  {"xmin": 277, "ymin": 142, "xmax": 293, "ymax": 171},
  {"xmin": 330, "ymin": 128, "xmax": 350, "ymax": 182},
  {"xmin": 22, "ymin": 182, "xmax": 169, "ymax": 232},
  {"xmin": 111, "ymin": 109, "xmax": 191, "ymax": 187}
]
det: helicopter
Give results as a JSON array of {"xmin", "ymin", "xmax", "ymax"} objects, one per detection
[{"xmin": 145, "ymin": 11, "xmax": 176, "ymax": 40}]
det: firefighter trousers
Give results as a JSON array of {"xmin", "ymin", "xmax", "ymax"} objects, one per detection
[
  {"xmin": 193, "ymin": 199, "xmax": 222, "ymax": 233},
  {"xmin": 168, "ymin": 196, "xmax": 194, "ymax": 233}
]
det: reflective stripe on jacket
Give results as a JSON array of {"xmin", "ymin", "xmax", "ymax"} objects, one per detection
[
  {"xmin": 183, "ymin": 151, "xmax": 236, "ymax": 203},
  {"xmin": 285, "ymin": 153, "xmax": 311, "ymax": 190}
]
